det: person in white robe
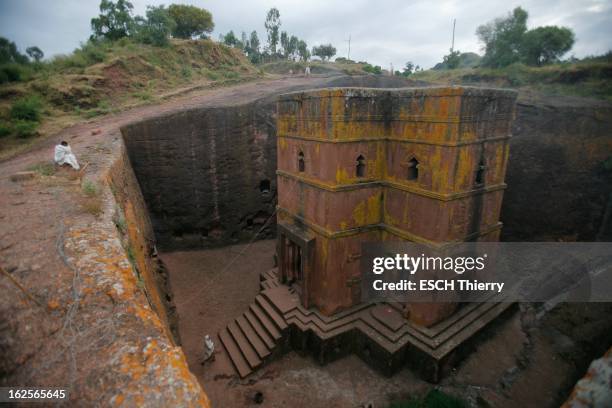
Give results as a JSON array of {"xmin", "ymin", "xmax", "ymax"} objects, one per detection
[
  {"xmin": 203, "ymin": 334, "xmax": 215, "ymax": 362},
  {"xmin": 54, "ymin": 141, "xmax": 80, "ymax": 170}
]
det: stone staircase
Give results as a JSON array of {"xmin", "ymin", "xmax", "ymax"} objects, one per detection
[
  {"xmin": 219, "ymin": 268, "xmax": 514, "ymax": 381},
  {"xmin": 218, "ymin": 270, "xmax": 289, "ymax": 378}
]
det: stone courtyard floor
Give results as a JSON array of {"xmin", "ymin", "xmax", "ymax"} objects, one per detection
[{"xmin": 161, "ymin": 239, "xmax": 612, "ymax": 408}]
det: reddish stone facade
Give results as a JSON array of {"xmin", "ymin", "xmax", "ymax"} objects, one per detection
[{"xmin": 276, "ymin": 87, "xmax": 517, "ymax": 323}]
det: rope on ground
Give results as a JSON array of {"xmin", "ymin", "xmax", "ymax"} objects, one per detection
[{"xmin": 176, "ymin": 179, "xmax": 297, "ymax": 308}]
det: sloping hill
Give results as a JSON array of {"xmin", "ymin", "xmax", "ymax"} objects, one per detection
[
  {"xmin": 413, "ymin": 60, "xmax": 612, "ymax": 101},
  {"xmin": 0, "ymin": 39, "xmax": 261, "ymax": 158}
]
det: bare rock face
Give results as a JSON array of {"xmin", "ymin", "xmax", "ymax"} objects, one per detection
[
  {"xmin": 121, "ymin": 102, "xmax": 278, "ymax": 251},
  {"xmin": 562, "ymin": 347, "xmax": 612, "ymax": 408},
  {"xmin": 502, "ymin": 97, "xmax": 612, "ymax": 241}
]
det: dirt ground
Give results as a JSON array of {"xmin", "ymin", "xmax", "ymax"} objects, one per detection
[{"xmin": 161, "ymin": 240, "xmax": 612, "ymax": 408}]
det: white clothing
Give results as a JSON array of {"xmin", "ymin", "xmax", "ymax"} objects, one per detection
[
  {"xmin": 203, "ymin": 335, "xmax": 214, "ymax": 361},
  {"xmin": 305, "ymin": 66, "xmax": 311, "ymax": 76},
  {"xmin": 54, "ymin": 144, "xmax": 80, "ymax": 170}
]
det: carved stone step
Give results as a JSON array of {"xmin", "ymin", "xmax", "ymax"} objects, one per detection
[
  {"xmin": 219, "ymin": 328, "xmax": 251, "ymax": 378},
  {"xmin": 228, "ymin": 321, "xmax": 261, "ymax": 370},
  {"xmin": 236, "ymin": 315, "xmax": 271, "ymax": 359}
]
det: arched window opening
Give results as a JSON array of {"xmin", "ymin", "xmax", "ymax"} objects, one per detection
[
  {"xmin": 259, "ymin": 179, "xmax": 271, "ymax": 194},
  {"xmin": 407, "ymin": 158, "xmax": 419, "ymax": 180},
  {"xmin": 298, "ymin": 151, "xmax": 305, "ymax": 172},
  {"xmin": 356, "ymin": 155, "xmax": 366, "ymax": 178},
  {"xmin": 475, "ymin": 159, "xmax": 485, "ymax": 186}
]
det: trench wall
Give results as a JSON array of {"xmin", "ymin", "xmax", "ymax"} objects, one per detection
[
  {"xmin": 121, "ymin": 103, "xmax": 278, "ymax": 250},
  {"xmin": 502, "ymin": 100, "xmax": 612, "ymax": 241},
  {"xmin": 108, "ymin": 145, "xmax": 180, "ymax": 342},
  {"xmin": 123, "ymin": 91, "xmax": 612, "ymax": 249}
]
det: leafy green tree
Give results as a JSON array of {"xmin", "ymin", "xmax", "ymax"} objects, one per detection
[
  {"xmin": 312, "ymin": 44, "xmax": 336, "ymax": 61},
  {"xmin": 223, "ymin": 30, "xmax": 240, "ymax": 47},
  {"xmin": 91, "ymin": 0, "xmax": 135, "ymax": 41},
  {"xmin": 476, "ymin": 6, "xmax": 528, "ymax": 67},
  {"xmin": 520, "ymin": 26, "xmax": 574, "ymax": 65},
  {"xmin": 297, "ymin": 40, "xmax": 310, "ymax": 61},
  {"xmin": 402, "ymin": 61, "xmax": 414, "ymax": 77},
  {"xmin": 362, "ymin": 63, "xmax": 382, "ymax": 74},
  {"xmin": 167, "ymin": 4, "xmax": 214, "ymax": 39},
  {"xmin": 133, "ymin": 5, "xmax": 175, "ymax": 46},
  {"xmin": 443, "ymin": 49, "xmax": 461, "ymax": 69},
  {"xmin": 247, "ymin": 31, "xmax": 261, "ymax": 63},
  {"xmin": 280, "ymin": 31, "xmax": 289, "ymax": 57},
  {"xmin": 264, "ymin": 7, "xmax": 281, "ymax": 54},
  {"xmin": 0, "ymin": 37, "xmax": 29, "ymax": 64},
  {"xmin": 287, "ymin": 35, "xmax": 299, "ymax": 60},
  {"xmin": 26, "ymin": 46, "xmax": 44, "ymax": 62}
]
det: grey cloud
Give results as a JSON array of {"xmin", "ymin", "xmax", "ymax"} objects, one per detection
[{"xmin": 0, "ymin": 0, "xmax": 610, "ymax": 69}]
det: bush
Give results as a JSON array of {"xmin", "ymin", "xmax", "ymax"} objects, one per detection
[
  {"xmin": 10, "ymin": 96, "xmax": 43, "ymax": 122},
  {"xmin": 13, "ymin": 120, "xmax": 38, "ymax": 138},
  {"xmin": 0, "ymin": 63, "xmax": 30, "ymax": 83},
  {"xmin": 363, "ymin": 63, "xmax": 382, "ymax": 74},
  {"xmin": 0, "ymin": 123, "xmax": 11, "ymax": 138},
  {"xmin": 82, "ymin": 180, "xmax": 99, "ymax": 197}
]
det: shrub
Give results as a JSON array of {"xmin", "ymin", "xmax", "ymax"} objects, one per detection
[
  {"xmin": 0, "ymin": 123, "xmax": 11, "ymax": 138},
  {"xmin": 82, "ymin": 180, "xmax": 99, "ymax": 197},
  {"xmin": 13, "ymin": 120, "xmax": 38, "ymax": 138},
  {"xmin": 0, "ymin": 63, "xmax": 30, "ymax": 83},
  {"xmin": 363, "ymin": 63, "xmax": 382, "ymax": 75},
  {"xmin": 11, "ymin": 95, "xmax": 44, "ymax": 122}
]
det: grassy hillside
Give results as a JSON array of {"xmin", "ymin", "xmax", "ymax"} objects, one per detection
[
  {"xmin": 0, "ymin": 38, "xmax": 261, "ymax": 159},
  {"xmin": 412, "ymin": 60, "xmax": 612, "ymax": 101}
]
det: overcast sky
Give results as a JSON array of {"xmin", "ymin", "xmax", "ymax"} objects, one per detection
[{"xmin": 1, "ymin": 0, "xmax": 611, "ymax": 69}]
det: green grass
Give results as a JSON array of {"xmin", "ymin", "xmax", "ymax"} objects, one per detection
[
  {"xmin": 12, "ymin": 120, "xmax": 39, "ymax": 138},
  {"xmin": 82, "ymin": 180, "xmax": 99, "ymax": 197},
  {"xmin": 27, "ymin": 161, "xmax": 56, "ymax": 176},
  {"xmin": 10, "ymin": 95, "xmax": 44, "ymax": 122},
  {"xmin": 412, "ymin": 61, "xmax": 612, "ymax": 101}
]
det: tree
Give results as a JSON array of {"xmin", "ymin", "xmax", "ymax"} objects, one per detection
[
  {"xmin": 287, "ymin": 36, "xmax": 299, "ymax": 60},
  {"xmin": 520, "ymin": 26, "xmax": 574, "ymax": 66},
  {"xmin": 168, "ymin": 4, "xmax": 214, "ymax": 39},
  {"xmin": 223, "ymin": 30, "xmax": 240, "ymax": 47},
  {"xmin": 280, "ymin": 31, "xmax": 289, "ymax": 57},
  {"xmin": 297, "ymin": 40, "xmax": 310, "ymax": 61},
  {"xmin": 442, "ymin": 49, "xmax": 461, "ymax": 69},
  {"xmin": 26, "ymin": 46, "xmax": 44, "ymax": 62},
  {"xmin": 91, "ymin": 0, "xmax": 134, "ymax": 41},
  {"xmin": 247, "ymin": 31, "xmax": 261, "ymax": 63},
  {"xmin": 402, "ymin": 61, "xmax": 414, "ymax": 77},
  {"xmin": 0, "ymin": 37, "xmax": 29, "ymax": 64},
  {"xmin": 133, "ymin": 5, "xmax": 175, "ymax": 46},
  {"xmin": 264, "ymin": 8, "xmax": 281, "ymax": 55},
  {"xmin": 312, "ymin": 44, "xmax": 336, "ymax": 61},
  {"xmin": 476, "ymin": 6, "xmax": 528, "ymax": 67}
]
